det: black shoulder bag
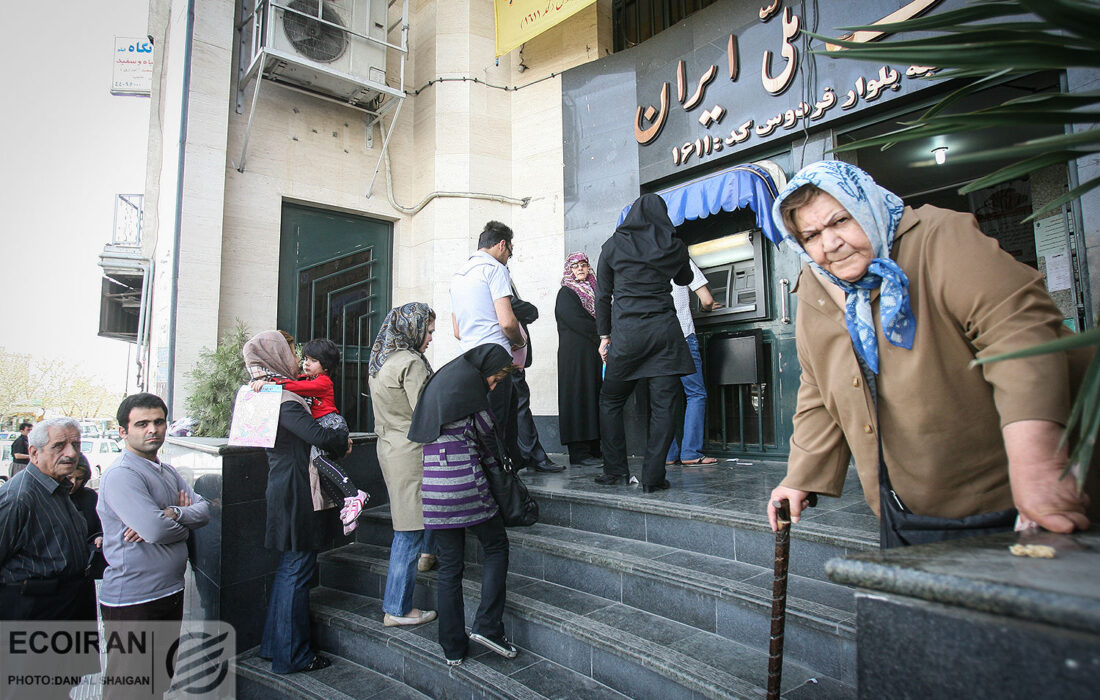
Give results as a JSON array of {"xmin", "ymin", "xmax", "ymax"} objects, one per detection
[
  {"xmin": 863, "ymin": 364, "xmax": 1017, "ymax": 549},
  {"xmin": 481, "ymin": 424, "xmax": 539, "ymax": 527}
]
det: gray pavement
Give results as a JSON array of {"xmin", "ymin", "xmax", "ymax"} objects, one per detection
[{"xmin": 522, "ymin": 455, "xmax": 878, "ymax": 540}]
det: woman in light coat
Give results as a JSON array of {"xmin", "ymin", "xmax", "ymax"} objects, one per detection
[{"xmin": 368, "ymin": 302, "xmax": 438, "ymax": 627}]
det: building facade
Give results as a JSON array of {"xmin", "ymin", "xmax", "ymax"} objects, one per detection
[{"xmin": 111, "ymin": 0, "xmax": 1097, "ymax": 456}]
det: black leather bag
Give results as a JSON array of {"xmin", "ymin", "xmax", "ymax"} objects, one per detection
[
  {"xmin": 481, "ymin": 454, "xmax": 538, "ymax": 527},
  {"xmin": 860, "ymin": 362, "xmax": 1016, "ymax": 549},
  {"xmin": 876, "ymin": 439, "xmax": 1016, "ymax": 549}
]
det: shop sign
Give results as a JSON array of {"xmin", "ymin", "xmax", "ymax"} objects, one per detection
[
  {"xmin": 494, "ymin": 0, "xmax": 598, "ymax": 57},
  {"xmin": 632, "ymin": 0, "xmax": 947, "ymax": 172},
  {"xmin": 112, "ymin": 36, "xmax": 154, "ymax": 96}
]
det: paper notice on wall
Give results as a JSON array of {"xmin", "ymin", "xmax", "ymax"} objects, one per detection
[
  {"xmin": 1044, "ymin": 252, "xmax": 1072, "ymax": 291},
  {"xmin": 1033, "ymin": 215, "xmax": 1068, "ymax": 258}
]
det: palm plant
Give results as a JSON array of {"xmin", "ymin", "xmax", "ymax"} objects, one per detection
[{"xmin": 811, "ymin": 0, "xmax": 1100, "ymax": 491}]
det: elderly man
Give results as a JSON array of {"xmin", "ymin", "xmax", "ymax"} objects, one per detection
[{"xmin": 0, "ymin": 417, "xmax": 96, "ymax": 620}]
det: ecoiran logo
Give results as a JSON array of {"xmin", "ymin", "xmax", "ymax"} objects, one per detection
[{"xmin": 1, "ymin": 620, "xmax": 236, "ymax": 699}]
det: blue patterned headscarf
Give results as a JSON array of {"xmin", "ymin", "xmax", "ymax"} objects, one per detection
[
  {"xmin": 772, "ymin": 161, "xmax": 914, "ymax": 374},
  {"xmin": 368, "ymin": 302, "xmax": 435, "ymax": 377}
]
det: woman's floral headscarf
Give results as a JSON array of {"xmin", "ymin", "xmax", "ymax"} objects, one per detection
[
  {"xmin": 368, "ymin": 302, "xmax": 435, "ymax": 377},
  {"xmin": 772, "ymin": 160, "xmax": 914, "ymax": 374},
  {"xmin": 561, "ymin": 251, "xmax": 597, "ymax": 318}
]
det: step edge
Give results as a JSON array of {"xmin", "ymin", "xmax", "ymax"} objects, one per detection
[{"xmin": 314, "ymin": 586, "xmax": 760, "ymax": 700}]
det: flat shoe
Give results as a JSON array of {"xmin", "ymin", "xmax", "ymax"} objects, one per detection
[
  {"xmin": 384, "ymin": 609, "xmax": 438, "ymax": 627},
  {"xmin": 298, "ymin": 655, "xmax": 331, "ymax": 672},
  {"xmin": 594, "ymin": 474, "xmax": 626, "ymax": 485},
  {"xmin": 573, "ymin": 457, "xmax": 603, "ymax": 467},
  {"xmin": 418, "ymin": 554, "xmax": 438, "ymax": 572},
  {"xmin": 641, "ymin": 479, "xmax": 671, "ymax": 493},
  {"xmin": 680, "ymin": 457, "xmax": 718, "ymax": 465}
]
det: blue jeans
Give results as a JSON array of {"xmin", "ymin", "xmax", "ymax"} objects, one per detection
[
  {"xmin": 668, "ymin": 334, "xmax": 707, "ymax": 462},
  {"xmin": 383, "ymin": 529, "xmax": 436, "ymax": 616},
  {"xmin": 261, "ymin": 550, "xmax": 318, "ymax": 673}
]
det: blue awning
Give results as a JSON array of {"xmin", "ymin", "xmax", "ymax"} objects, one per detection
[{"xmin": 617, "ymin": 164, "xmax": 784, "ymax": 246}]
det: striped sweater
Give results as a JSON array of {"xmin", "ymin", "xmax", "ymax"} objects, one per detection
[{"xmin": 421, "ymin": 410, "xmax": 500, "ymax": 529}]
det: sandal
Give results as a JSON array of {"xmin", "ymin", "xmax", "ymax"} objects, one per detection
[{"xmin": 680, "ymin": 457, "xmax": 718, "ymax": 465}]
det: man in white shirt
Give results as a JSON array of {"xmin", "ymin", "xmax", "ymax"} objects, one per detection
[
  {"xmin": 451, "ymin": 221, "xmax": 527, "ymax": 465},
  {"xmin": 667, "ymin": 259, "xmax": 721, "ymax": 465}
]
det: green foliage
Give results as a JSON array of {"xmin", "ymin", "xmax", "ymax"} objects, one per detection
[
  {"xmin": 817, "ymin": 0, "xmax": 1100, "ymax": 491},
  {"xmin": 812, "ymin": 0, "xmax": 1100, "ymax": 220},
  {"xmin": 185, "ymin": 321, "xmax": 251, "ymax": 438}
]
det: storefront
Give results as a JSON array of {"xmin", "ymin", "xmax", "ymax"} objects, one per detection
[{"xmin": 561, "ymin": 0, "xmax": 1090, "ymax": 458}]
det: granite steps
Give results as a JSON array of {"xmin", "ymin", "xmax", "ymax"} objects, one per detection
[{"xmin": 320, "ymin": 539, "xmax": 855, "ymax": 699}]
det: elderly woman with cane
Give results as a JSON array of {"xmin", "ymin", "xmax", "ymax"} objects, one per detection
[
  {"xmin": 245, "ymin": 330, "xmax": 352, "ymax": 673},
  {"xmin": 765, "ymin": 160, "xmax": 1089, "ymax": 547}
]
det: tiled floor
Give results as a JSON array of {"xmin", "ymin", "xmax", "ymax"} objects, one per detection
[{"xmin": 522, "ymin": 455, "xmax": 878, "ymax": 540}]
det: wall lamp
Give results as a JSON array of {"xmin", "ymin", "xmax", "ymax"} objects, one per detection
[{"xmin": 932, "ymin": 146, "xmax": 949, "ymax": 165}]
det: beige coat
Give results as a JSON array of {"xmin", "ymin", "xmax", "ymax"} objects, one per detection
[
  {"xmin": 784, "ymin": 205, "xmax": 1080, "ymax": 519},
  {"xmin": 369, "ymin": 350, "xmax": 431, "ymax": 531}
]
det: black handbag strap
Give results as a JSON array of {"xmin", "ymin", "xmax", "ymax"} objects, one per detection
[{"xmin": 855, "ymin": 355, "xmax": 909, "ymax": 514}]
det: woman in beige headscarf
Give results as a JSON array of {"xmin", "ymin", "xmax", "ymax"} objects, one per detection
[
  {"xmin": 367, "ymin": 303, "xmax": 438, "ymax": 627},
  {"xmin": 244, "ymin": 330, "xmax": 351, "ymax": 674}
]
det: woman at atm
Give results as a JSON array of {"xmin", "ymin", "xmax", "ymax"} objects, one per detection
[
  {"xmin": 764, "ymin": 160, "xmax": 1089, "ymax": 547},
  {"xmin": 594, "ymin": 193, "xmax": 696, "ymax": 492}
]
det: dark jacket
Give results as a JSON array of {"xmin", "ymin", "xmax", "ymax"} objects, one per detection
[{"xmin": 264, "ymin": 402, "xmax": 348, "ymax": 552}]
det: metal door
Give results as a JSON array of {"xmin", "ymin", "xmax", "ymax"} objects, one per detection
[{"xmin": 278, "ymin": 203, "xmax": 392, "ymax": 432}]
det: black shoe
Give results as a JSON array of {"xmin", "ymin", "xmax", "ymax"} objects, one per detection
[
  {"xmin": 641, "ymin": 479, "xmax": 671, "ymax": 493},
  {"xmin": 571, "ymin": 456, "xmax": 603, "ymax": 467},
  {"xmin": 531, "ymin": 459, "xmax": 564, "ymax": 472},
  {"xmin": 594, "ymin": 474, "xmax": 627, "ymax": 485},
  {"xmin": 298, "ymin": 655, "xmax": 331, "ymax": 672},
  {"xmin": 469, "ymin": 633, "xmax": 518, "ymax": 659}
]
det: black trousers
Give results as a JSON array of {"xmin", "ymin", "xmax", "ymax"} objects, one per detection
[
  {"xmin": 433, "ymin": 514, "xmax": 509, "ymax": 661},
  {"xmin": 514, "ymin": 372, "xmax": 549, "ymax": 466},
  {"xmin": 599, "ymin": 374, "xmax": 684, "ymax": 486},
  {"xmin": 485, "ymin": 374, "xmax": 522, "ymax": 466},
  {"xmin": 100, "ymin": 590, "xmax": 184, "ymax": 700}
]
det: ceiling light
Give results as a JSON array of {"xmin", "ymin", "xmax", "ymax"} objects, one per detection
[{"xmin": 932, "ymin": 146, "xmax": 948, "ymax": 165}]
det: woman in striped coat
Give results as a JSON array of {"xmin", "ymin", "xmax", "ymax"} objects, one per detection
[{"xmin": 408, "ymin": 344, "xmax": 520, "ymax": 666}]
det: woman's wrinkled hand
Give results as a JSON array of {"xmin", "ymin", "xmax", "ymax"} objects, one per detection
[
  {"xmin": 767, "ymin": 486, "xmax": 814, "ymax": 531},
  {"xmin": 598, "ymin": 337, "xmax": 610, "ymax": 363}
]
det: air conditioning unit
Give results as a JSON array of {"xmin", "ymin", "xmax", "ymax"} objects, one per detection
[{"xmin": 258, "ymin": 0, "xmax": 395, "ymax": 106}]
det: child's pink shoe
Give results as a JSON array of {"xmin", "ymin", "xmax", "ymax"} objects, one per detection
[{"xmin": 340, "ymin": 490, "xmax": 368, "ymax": 528}]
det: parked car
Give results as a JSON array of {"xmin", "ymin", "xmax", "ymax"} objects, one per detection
[
  {"xmin": 81, "ymin": 438, "xmax": 122, "ymax": 488},
  {"xmin": 0, "ymin": 441, "xmax": 11, "ymax": 481}
]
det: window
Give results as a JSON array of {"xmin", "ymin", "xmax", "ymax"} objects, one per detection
[{"xmin": 613, "ymin": 0, "xmax": 719, "ymax": 51}]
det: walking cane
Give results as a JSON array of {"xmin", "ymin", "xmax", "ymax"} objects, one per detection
[
  {"xmin": 766, "ymin": 499, "xmax": 791, "ymax": 700},
  {"xmin": 767, "ymin": 495, "xmax": 813, "ymax": 700}
]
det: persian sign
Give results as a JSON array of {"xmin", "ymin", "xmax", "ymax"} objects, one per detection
[
  {"xmin": 495, "ymin": 0, "xmax": 597, "ymax": 56},
  {"xmin": 112, "ymin": 36, "xmax": 154, "ymax": 95},
  {"xmin": 632, "ymin": 0, "xmax": 946, "ymax": 173}
]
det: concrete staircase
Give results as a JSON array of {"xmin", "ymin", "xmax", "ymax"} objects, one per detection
[{"xmin": 237, "ymin": 461, "xmax": 876, "ymax": 699}]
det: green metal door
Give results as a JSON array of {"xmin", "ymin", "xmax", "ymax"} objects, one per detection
[{"xmin": 278, "ymin": 203, "xmax": 392, "ymax": 432}]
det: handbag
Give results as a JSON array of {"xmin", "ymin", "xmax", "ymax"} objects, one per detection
[
  {"xmin": 877, "ymin": 448, "xmax": 1017, "ymax": 549},
  {"xmin": 481, "ymin": 428, "xmax": 538, "ymax": 527},
  {"xmin": 866, "ymin": 368, "xmax": 1016, "ymax": 549}
]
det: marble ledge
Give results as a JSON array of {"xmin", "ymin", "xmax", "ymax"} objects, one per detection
[
  {"xmin": 825, "ymin": 528, "xmax": 1100, "ymax": 636},
  {"xmin": 166, "ymin": 432, "xmax": 378, "ymax": 455}
]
